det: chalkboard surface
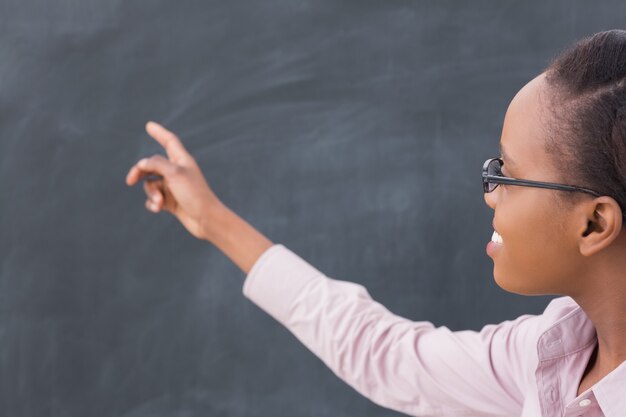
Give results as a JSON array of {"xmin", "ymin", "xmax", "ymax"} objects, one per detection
[{"xmin": 0, "ymin": 1, "xmax": 623, "ymax": 416}]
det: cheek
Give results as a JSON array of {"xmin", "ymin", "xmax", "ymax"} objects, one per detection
[{"xmin": 492, "ymin": 198, "xmax": 576, "ymax": 295}]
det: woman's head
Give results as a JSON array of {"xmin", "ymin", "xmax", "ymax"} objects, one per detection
[{"xmin": 484, "ymin": 30, "xmax": 626, "ymax": 297}]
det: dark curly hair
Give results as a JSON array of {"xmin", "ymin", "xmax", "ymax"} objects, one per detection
[{"xmin": 544, "ymin": 30, "xmax": 626, "ymax": 221}]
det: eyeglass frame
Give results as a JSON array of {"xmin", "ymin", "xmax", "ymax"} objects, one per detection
[{"xmin": 482, "ymin": 157, "xmax": 602, "ymax": 197}]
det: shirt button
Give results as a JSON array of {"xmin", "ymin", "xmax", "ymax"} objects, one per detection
[{"xmin": 579, "ymin": 399, "xmax": 592, "ymax": 407}]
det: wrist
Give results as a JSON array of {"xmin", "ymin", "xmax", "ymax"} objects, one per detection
[
  {"xmin": 199, "ymin": 202, "xmax": 229, "ymax": 242},
  {"xmin": 200, "ymin": 203, "xmax": 274, "ymax": 274}
]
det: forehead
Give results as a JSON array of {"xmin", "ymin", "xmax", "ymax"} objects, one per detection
[{"xmin": 500, "ymin": 73, "xmax": 555, "ymax": 177}]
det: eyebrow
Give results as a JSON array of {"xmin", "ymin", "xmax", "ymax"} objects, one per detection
[{"xmin": 499, "ymin": 143, "xmax": 516, "ymax": 169}]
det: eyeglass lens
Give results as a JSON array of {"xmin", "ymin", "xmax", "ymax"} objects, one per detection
[{"xmin": 486, "ymin": 159, "xmax": 502, "ymax": 192}]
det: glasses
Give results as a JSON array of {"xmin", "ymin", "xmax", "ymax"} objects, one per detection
[{"xmin": 482, "ymin": 158, "xmax": 602, "ymax": 197}]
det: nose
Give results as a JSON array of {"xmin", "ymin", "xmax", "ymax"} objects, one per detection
[{"xmin": 484, "ymin": 187, "xmax": 497, "ymax": 210}]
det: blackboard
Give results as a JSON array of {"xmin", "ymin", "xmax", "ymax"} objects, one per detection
[{"xmin": 0, "ymin": 1, "xmax": 623, "ymax": 416}]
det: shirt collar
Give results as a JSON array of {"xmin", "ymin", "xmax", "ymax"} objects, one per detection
[
  {"xmin": 537, "ymin": 302, "xmax": 596, "ymax": 362},
  {"xmin": 537, "ymin": 298, "xmax": 626, "ymax": 417},
  {"xmin": 592, "ymin": 360, "xmax": 626, "ymax": 417}
]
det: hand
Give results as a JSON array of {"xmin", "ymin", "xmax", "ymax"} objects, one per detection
[{"xmin": 126, "ymin": 121, "xmax": 224, "ymax": 240}]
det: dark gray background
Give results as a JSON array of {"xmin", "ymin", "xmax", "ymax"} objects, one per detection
[{"xmin": 0, "ymin": 1, "xmax": 623, "ymax": 416}]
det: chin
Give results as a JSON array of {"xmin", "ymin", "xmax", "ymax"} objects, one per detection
[{"xmin": 493, "ymin": 270, "xmax": 550, "ymax": 296}]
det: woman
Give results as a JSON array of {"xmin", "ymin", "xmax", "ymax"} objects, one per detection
[{"xmin": 125, "ymin": 30, "xmax": 626, "ymax": 417}]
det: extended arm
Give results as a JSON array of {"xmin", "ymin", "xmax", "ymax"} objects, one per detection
[{"xmin": 126, "ymin": 122, "xmax": 538, "ymax": 416}]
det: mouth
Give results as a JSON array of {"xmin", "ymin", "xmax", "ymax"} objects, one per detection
[
  {"xmin": 487, "ymin": 221, "xmax": 503, "ymax": 256},
  {"xmin": 491, "ymin": 230, "xmax": 503, "ymax": 244},
  {"xmin": 491, "ymin": 220, "xmax": 503, "ymax": 244}
]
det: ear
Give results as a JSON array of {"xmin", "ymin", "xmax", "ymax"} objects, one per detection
[{"xmin": 578, "ymin": 197, "xmax": 623, "ymax": 257}]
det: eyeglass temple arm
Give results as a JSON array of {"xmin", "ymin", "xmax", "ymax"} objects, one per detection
[
  {"xmin": 483, "ymin": 175, "xmax": 602, "ymax": 197},
  {"xmin": 483, "ymin": 174, "xmax": 626, "ymax": 218}
]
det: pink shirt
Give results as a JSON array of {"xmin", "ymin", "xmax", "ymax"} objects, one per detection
[{"xmin": 243, "ymin": 244, "xmax": 625, "ymax": 417}]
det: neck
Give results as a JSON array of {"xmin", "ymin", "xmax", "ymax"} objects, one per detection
[{"xmin": 571, "ymin": 260, "xmax": 626, "ymax": 373}]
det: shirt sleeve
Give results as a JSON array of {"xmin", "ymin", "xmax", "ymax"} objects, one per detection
[{"xmin": 243, "ymin": 244, "xmax": 541, "ymax": 417}]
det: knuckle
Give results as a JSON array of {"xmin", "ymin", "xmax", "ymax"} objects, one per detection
[{"xmin": 171, "ymin": 165, "xmax": 183, "ymax": 176}]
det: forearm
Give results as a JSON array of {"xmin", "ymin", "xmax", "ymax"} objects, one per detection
[{"xmin": 203, "ymin": 204, "xmax": 274, "ymax": 275}]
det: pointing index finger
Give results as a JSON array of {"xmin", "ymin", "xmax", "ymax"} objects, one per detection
[{"xmin": 145, "ymin": 121, "xmax": 189, "ymax": 162}]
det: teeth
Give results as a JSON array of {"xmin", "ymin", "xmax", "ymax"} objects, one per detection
[{"xmin": 491, "ymin": 230, "xmax": 503, "ymax": 244}]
